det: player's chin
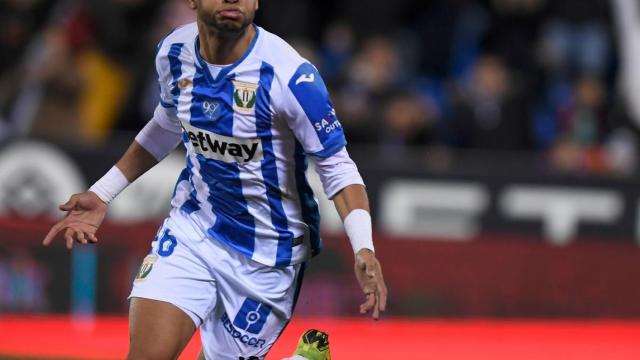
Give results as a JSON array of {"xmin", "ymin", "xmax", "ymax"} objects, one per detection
[{"xmin": 214, "ymin": 17, "xmax": 251, "ymax": 33}]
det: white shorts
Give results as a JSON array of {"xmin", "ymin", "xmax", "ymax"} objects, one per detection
[{"xmin": 129, "ymin": 213, "xmax": 305, "ymax": 360}]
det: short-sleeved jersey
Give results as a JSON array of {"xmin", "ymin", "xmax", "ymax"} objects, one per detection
[{"xmin": 154, "ymin": 23, "xmax": 346, "ymax": 267}]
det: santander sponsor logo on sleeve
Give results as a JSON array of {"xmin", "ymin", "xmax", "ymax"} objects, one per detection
[{"xmin": 314, "ymin": 108, "xmax": 342, "ymax": 135}]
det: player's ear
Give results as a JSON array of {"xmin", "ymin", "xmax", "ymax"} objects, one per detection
[
  {"xmin": 187, "ymin": 0, "xmax": 197, "ymax": 10},
  {"xmin": 255, "ymin": 0, "xmax": 259, "ymax": 11}
]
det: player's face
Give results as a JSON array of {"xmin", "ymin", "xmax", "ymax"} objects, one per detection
[{"xmin": 189, "ymin": 0, "xmax": 259, "ymax": 34}]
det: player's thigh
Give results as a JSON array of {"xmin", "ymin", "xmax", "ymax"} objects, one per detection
[
  {"xmin": 127, "ymin": 216, "xmax": 216, "ymax": 358},
  {"xmin": 127, "ymin": 297, "xmax": 197, "ymax": 360},
  {"xmin": 200, "ymin": 242, "xmax": 305, "ymax": 359}
]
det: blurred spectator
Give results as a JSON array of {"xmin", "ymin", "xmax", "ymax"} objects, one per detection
[
  {"xmin": 0, "ymin": 0, "xmax": 55, "ymax": 75},
  {"xmin": 0, "ymin": 0, "xmax": 56, "ymax": 140},
  {"xmin": 378, "ymin": 92, "xmax": 439, "ymax": 158},
  {"xmin": 0, "ymin": 250, "xmax": 48, "ymax": 312},
  {"xmin": 319, "ymin": 22, "xmax": 356, "ymax": 83},
  {"xmin": 559, "ymin": 77, "xmax": 608, "ymax": 147},
  {"xmin": 549, "ymin": 76, "xmax": 610, "ymax": 173},
  {"xmin": 27, "ymin": 0, "xmax": 168, "ymax": 145},
  {"xmin": 447, "ymin": 55, "xmax": 533, "ymax": 149},
  {"xmin": 347, "ymin": 36, "xmax": 402, "ymax": 96},
  {"xmin": 538, "ymin": 0, "xmax": 611, "ymax": 78},
  {"xmin": 335, "ymin": 36, "xmax": 403, "ymax": 145},
  {"xmin": 483, "ymin": 0, "xmax": 546, "ymax": 73}
]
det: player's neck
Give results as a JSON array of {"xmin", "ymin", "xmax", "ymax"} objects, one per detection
[{"xmin": 197, "ymin": 22, "xmax": 255, "ymax": 65}]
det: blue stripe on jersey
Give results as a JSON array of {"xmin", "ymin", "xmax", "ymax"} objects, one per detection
[
  {"xmin": 288, "ymin": 62, "xmax": 347, "ymax": 158},
  {"xmin": 180, "ymin": 156, "xmax": 200, "ymax": 214},
  {"xmin": 167, "ymin": 43, "xmax": 184, "ymax": 107},
  {"xmin": 189, "ymin": 65, "xmax": 256, "ymax": 256},
  {"xmin": 155, "ymin": 28, "xmax": 184, "ymax": 109},
  {"xmin": 198, "ymin": 154, "xmax": 256, "ymax": 256},
  {"xmin": 256, "ymin": 62, "xmax": 295, "ymax": 266},
  {"xmin": 310, "ymin": 137, "xmax": 347, "ymax": 159},
  {"xmin": 294, "ymin": 141, "xmax": 321, "ymax": 256},
  {"xmin": 189, "ymin": 67, "xmax": 235, "ymax": 136},
  {"xmin": 172, "ymin": 169, "xmax": 189, "ymax": 198}
]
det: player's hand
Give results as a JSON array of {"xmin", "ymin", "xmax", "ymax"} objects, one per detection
[
  {"xmin": 42, "ymin": 191, "xmax": 108, "ymax": 250},
  {"xmin": 354, "ymin": 248, "xmax": 388, "ymax": 320}
]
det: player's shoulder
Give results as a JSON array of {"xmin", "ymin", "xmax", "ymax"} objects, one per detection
[
  {"xmin": 155, "ymin": 22, "xmax": 198, "ymax": 61},
  {"xmin": 254, "ymin": 26, "xmax": 310, "ymax": 78}
]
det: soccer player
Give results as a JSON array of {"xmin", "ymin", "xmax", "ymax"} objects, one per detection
[{"xmin": 42, "ymin": 0, "xmax": 388, "ymax": 359}]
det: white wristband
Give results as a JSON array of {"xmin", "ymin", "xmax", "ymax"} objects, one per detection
[
  {"xmin": 343, "ymin": 209, "xmax": 374, "ymax": 254},
  {"xmin": 88, "ymin": 166, "xmax": 130, "ymax": 204}
]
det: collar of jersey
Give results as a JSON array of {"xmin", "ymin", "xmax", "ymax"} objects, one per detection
[{"xmin": 194, "ymin": 24, "xmax": 260, "ymax": 84}]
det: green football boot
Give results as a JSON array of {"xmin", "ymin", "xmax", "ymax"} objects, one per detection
[{"xmin": 292, "ymin": 329, "xmax": 332, "ymax": 360}]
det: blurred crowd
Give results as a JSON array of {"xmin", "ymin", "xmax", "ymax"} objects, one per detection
[
  {"xmin": 0, "ymin": 249, "xmax": 48, "ymax": 312},
  {"xmin": 1, "ymin": 0, "xmax": 640, "ymax": 175}
]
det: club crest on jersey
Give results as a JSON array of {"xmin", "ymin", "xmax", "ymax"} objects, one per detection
[
  {"xmin": 134, "ymin": 255, "xmax": 158, "ymax": 282},
  {"xmin": 232, "ymin": 80, "xmax": 259, "ymax": 113}
]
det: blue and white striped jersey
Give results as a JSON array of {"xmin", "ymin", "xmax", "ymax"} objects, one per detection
[{"xmin": 154, "ymin": 23, "xmax": 346, "ymax": 267}]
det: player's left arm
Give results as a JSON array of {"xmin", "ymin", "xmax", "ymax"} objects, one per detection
[
  {"xmin": 280, "ymin": 61, "xmax": 387, "ymax": 318},
  {"xmin": 310, "ymin": 148, "xmax": 388, "ymax": 320},
  {"xmin": 309, "ymin": 149, "xmax": 388, "ymax": 319},
  {"xmin": 332, "ymin": 183, "xmax": 388, "ymax": 320}
]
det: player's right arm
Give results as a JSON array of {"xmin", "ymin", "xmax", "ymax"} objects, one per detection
[
  {"xmin": 42, "ymin": 106, "xmax": 182, "ymax": 249},
  {"xmin": 42, "ymin": 140, "xmax": 157, "ymax": 249}
]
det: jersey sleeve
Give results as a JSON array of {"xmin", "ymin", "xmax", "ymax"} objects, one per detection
[
  {"xmin": 149, "ymin": 38, "xmax": 183, "ymax": 134},
  {"xmin": 309, "ymin": 147, "xmax": 365, "ymax": 199},
  {"xmin": 152, "ymin": 46, "xmax": 182, "ymax": 132},
  {"xmin": 135, "ymin": 108, "xmax": 182, "ymax": 160},
  {"xmin": 155, "ymin": 44, "xmax": 177, "ymax": 110},
  {"xmin": 151, "ymin": 103, "xmax": 182, "ymax": 133},
  {"xmin": 280, "ymin": 62, "xmax": 347, "ymax": 158}
]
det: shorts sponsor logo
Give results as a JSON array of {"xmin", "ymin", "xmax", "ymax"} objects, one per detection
[
  {"xmin": 233, "ymin": 298, "xmax": 272, "ymax": 334},
  {"xmin": 156, "ymin": 229, "xmax": 177, "ymax": 257},
  {"xmin": 134, "ymin": 255, "xmax": 157, "ymax": 282},
  {"xmin": 221, "ymin": 313, "xmax": 267, "ymax": 348},
  {"xmin": 181, "ymin": 122, "xmax": 263, "ymax": 163},
  {"xmin": 221, "ymin": 298, "xmax": 272, "ymax": 348}
]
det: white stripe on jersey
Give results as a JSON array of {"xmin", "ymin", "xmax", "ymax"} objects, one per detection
[{"xmin": 232, "ymin": 67, "xmax": 281, "ymax": 266}]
